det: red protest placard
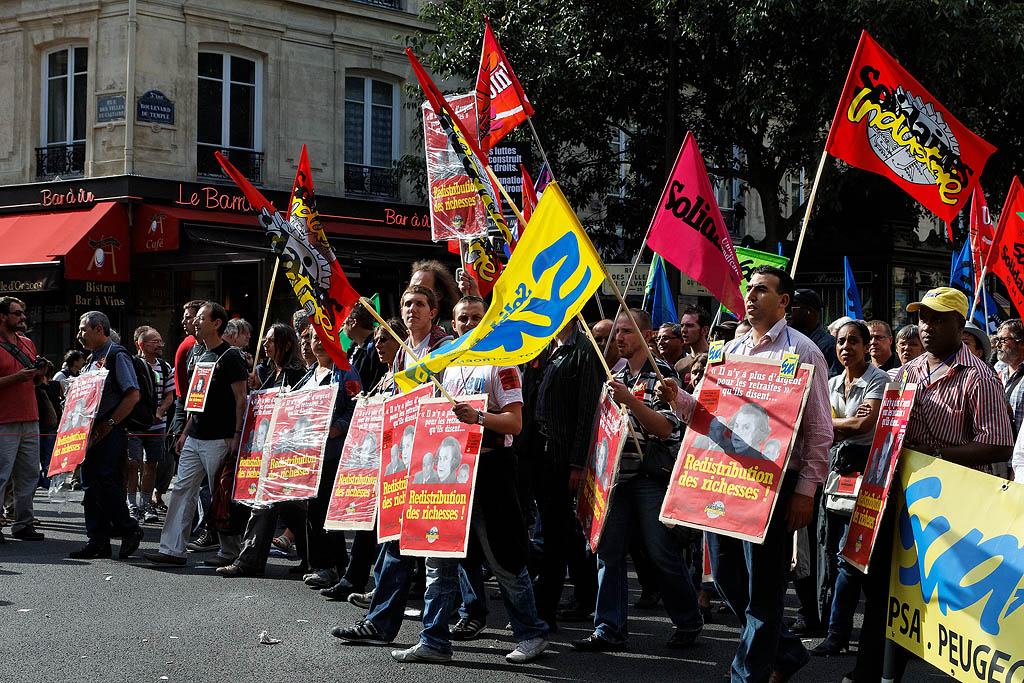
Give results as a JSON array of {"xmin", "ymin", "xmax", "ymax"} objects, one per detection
[
  {"xmin": 576, "ymin": 389, "xmax": 628, "ymax": 551},
  {"xmin": 324, "ymin": 396, "xmax": 387, "ymax": 531},
  {"xmin": 377, "ymin": 384, "xmax": 434, "ymax": 542},
  {"xmin": 184, "ymin": 362, "xmax": 215, "ymax": 412},
  {"xmin": 48, "ymin": 369, "xmax": 107, "ymax": 476},
  {"xmin": 399, "ymin": 395, "xmax": 486, "ymax": 558},
  {"xmin": 659, "ymin": 354, "xmax": 814, "ymax": 543},
  {"xmin": 424, "ymin": 93, "xmax": 489, "ymax": 242},
  {"xmin": 232, "ymin": 387, "xmax": 279, "ymax": 504},
  {"xmin": 840, "ymin": 383, "xmax": 917, "ymax": 572},
  {"xmin": 256, "ymin": 384, "xmax": 337, "ymax": 504}
]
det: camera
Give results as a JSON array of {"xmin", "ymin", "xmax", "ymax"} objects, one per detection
[{"xmin": 31, "ymin": 356, "xmax": 47, "ymax": 371}]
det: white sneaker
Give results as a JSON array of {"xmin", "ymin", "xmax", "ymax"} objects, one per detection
[
  {"xmin": 390, "ymin": 642, "xmax": 452, "ymax": 663},
  {"xmin": 506, "ymin": 636, "xmax": 548, "ymax": 663}
]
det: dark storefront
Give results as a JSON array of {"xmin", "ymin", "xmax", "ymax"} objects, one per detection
[{"xmin": 0, "ymin": 176, "xmax": 447, "ymax": 362}]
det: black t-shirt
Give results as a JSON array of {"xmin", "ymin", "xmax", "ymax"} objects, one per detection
[{"xmin": 190, "ymin": 342, "xmax": 248, "ymax": 440}]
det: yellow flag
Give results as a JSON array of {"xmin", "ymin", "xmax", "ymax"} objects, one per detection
[{"xmin": 396, "ymin": 182, "xmax": 605, "ymax": 392}]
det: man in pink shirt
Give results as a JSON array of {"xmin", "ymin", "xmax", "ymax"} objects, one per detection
[{"xmin": 0, "ymin": 297, "xmax": 46, "ymax": 542}]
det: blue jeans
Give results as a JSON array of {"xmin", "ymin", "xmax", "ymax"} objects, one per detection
[
  {"xmin": 708, "ymin": 475, "xmax": 808, "ymax": 683},
  {"xmin": 457, "ymin": 563, "xmax": 487, "ymax": 621},
  {"xmin": 595, "ymin": 475, "xmax": 702, "ymax": 643},
  {"xmin": 420, "ymin": 512, "xmax": 547, "ymax": 654},
  {"xmin": 826, "ymin": 520, "xmax": 862, "ymax": 640},
  {"xmin": 365, "ymin": 541, "xmax": 415, "ymax": 640}
]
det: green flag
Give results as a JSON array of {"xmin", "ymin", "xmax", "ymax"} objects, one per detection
[{"xmin": 722, "ymin": 247, "xmax": 790, "ymax": 317}]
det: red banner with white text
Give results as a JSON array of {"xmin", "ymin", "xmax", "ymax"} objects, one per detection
[
  {"xmin": 576, "ymin": 389, "xmax": 629, "ymax": 551},
  {"xmin": 325, "ymin": 396, "xmax": 387, "ymax": 531},
  {"xmin": 48, "ymin": 369, "xmax": 107, "ymax": 476},
  {"xmin": 233, "ymin": 388, "xmax": 280, "ymax": 503},
  {"xmin": 377, "ymin": 384, "xmax": 434, "ymax": 542}
]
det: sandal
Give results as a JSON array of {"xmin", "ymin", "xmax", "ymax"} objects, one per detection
[{"xmin": 272, "ymin": 534, "xmax": 294, "ymax": 553}]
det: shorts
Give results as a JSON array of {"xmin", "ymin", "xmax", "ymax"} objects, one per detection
[{"xmin": 128, "ymin": 432, "xmax": 165, "ymax": 464}]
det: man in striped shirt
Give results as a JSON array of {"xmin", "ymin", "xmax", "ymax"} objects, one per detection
[{"xmin": 850, "ymin": 287, "xmax": 1013, "ymax": 683}]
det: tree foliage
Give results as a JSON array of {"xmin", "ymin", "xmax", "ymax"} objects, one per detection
[{"xmin": 408, "ymin": 0, "xmax": 1024, "ymax": 257}]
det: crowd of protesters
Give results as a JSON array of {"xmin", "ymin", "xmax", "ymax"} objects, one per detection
[{"xmin": 0, "ymin": 260, "xmax": 1019, "ymax": 682}]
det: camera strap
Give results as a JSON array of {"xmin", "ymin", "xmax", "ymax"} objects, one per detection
[{"xmin": 0, "ymin": 336, "xmax": 36, "ymax": 369}]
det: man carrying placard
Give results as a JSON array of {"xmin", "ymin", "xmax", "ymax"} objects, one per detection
[{"xmin": 658, "ymin": 266, "xmax": 832, "ymax": 683}]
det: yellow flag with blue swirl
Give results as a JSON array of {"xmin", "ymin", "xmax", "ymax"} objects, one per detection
[{"xmin": 395, "ymin": 182, "xmax": 605, "ymax": 392}]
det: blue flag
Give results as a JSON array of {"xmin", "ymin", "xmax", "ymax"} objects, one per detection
[
  {"xmin": 949, "ymin": 241, "xmax": 1002, "ymax": 333},
  {"xmin": 644, "ymin": 254, "xmax": 677, "ymax": 328},
  {"xmin": 950, "ymin": 241, "xmax": 974, "ymax": 293},
  {"xmin": 844, "ymin": 256, "xmax": 863, "ymax": 320}
]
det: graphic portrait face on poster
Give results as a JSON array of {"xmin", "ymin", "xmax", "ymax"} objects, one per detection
[
  {"xmin": 577, "ymin": 389, "xmax": 628, "ymax": 551},
  {"xmin": 48, "ymin": 369, "xmax": 107, "ymax": 477},
  {"xmin": 841, "ymin": 383, "xmax": 916, "ymax": 572},
  {"xmin": 400, "ymin": 395, "xmax": 486, "ymax": 558},
  {"xmin": 325, "ymin": 396, "xmax": 386, "ymax": 531},
  {"xmin": 424, "ymin": 93, "xmax": 489, "ymax": 242},
  {"xmin": 256, "ymin": 384, "xmax": 337, "ymax": 504},
  {"xmin": 378, "ymin": 384, "xmax": 434, "ymax": 542},
  {"xmin": 660, "ymin": 354, "xmax": 814, "ymax": 543},
  {"xmin": 185, "ymin": 362, "xmax": 215, "ymax": 412},
  {"xmin": 233, "ymin": 388, "xmax": 279, "ymax": 504}
]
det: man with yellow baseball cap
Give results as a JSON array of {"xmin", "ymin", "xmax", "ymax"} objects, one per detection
[{"xmin": 905, "ymin": 286, "xmax": 969, "ymax": 320}]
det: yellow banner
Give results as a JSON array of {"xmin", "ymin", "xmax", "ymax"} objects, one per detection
[
  {"xmin": 888, "ymin": 449, "xmax": 1024, "ymax": 682},
  {"xmin": 396, "ymin": 182, "xmax": 605, "ymax": 392}
]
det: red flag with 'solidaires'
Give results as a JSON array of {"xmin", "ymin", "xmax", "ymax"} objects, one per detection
[
  {"xmin": 987, "ymin": 177, "xmax": 1024, "ymax": 318},
  {"xmin": 825, "ymin": 30, "xmax": 996, "ymax": 226}
]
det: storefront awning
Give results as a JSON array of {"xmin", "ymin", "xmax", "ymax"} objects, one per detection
[{"xmin": 0, "ymin": 202, "xmax": 130, "ymax": 282}]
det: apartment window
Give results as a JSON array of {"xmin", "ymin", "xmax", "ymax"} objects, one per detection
[
  {"xmin": 344, "ymin": 76, "xmax": 399, "ymax": 198},
  {"xmin": 609, "ymin": 127, "xmax": 629, "ymax": 199},
  {"xmin": 37, "ymin": 46, "xmax": 87, "ymax": 178},
  {"xmin": 788, "ymin": 168, "xmax": 807, "ymax": 217},
  {"xmin": 197, "ymin": 52, "xmax": 263, "ymax": 183}
]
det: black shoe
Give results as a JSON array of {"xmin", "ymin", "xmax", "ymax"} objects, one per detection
[
  {"xmin": 320, "ymin": 579, "xmax": 356, "ymax": 601},
  {"xmin": 450, "ymin": 616, "xmax": 486, "ymax": 641},
  {"xmin": 118, "ymin": 527, "xmax": 144, "ymax": 559},
  {"xmin": 811, "ymin": 633, "xmax": 849, "ymax": 656},
  {"xmin": 331, "ymin": 619, "xmax": 391, "ymax": 645},
  {"xmin": 789, "ymin": 616, "xmax": 825, "ymax": 637},
  {"xmin": 69, "ymin": 542, "xmax": 112, "ymax": 559},
  {"xmin": 634, "ymin": 591, "xmax": 661, "ymax": 609},
  {"xmin": 666, "ymin": 627, "xmax": 702, "ymax": 649},
  {"xmin": 200, "ymin": 555, "xmax": 234, "ymax": 568},
  {"xmin": 186, "ymin": 529, "xmax": 218, "ymax": 552},
  {"xmin": 12, "ymin": 527, "xmax": 45, "ymax": 541},
  {"xmin": 571, "ymin": 634, "xmax": 627, "ymax": 652}
]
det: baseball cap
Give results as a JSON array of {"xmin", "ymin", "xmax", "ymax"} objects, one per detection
[
  {"xmin": 906, "ymin": 287, "xmax": 969, "ymax": 319},
  {"xmin": 791, "ymin": 289, "xmax": 823, "ymax": 311}
]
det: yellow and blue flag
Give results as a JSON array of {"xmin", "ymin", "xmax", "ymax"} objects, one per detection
[{"xmin": 395, "ymin": 182, "xmax": 605, "ymax": 392}]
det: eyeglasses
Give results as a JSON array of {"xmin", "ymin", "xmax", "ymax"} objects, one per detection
[
  {"xmin": 6, "ymin": 310, "xmax": 26, "ymax": 317},
  {"xmin": 993, "ymin": 337, "xmax": 1022, "ymax": 346},
  {"xmin": 655, "ymin": 334, "xmax": 681, "ymax": 343}
]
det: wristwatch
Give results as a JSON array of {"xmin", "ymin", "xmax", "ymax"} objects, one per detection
[
  {"xmin": 106, "ymin": 418, "xmax": 116, "ymax": 427},
  {"xmin": 476, "ymin": 411, "xmax": 486, "ymax": 426}
]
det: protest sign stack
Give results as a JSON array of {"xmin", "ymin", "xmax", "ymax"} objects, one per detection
[
  {"xmin": 377, "ymin": 384, "xmax": 434, "ymax": 542},
  {"xmin": 324, "ymin": 396, "xmax": 387, "ymax": 530}
]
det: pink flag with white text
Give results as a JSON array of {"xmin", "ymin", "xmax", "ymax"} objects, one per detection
[{"xmin": 646, "ymin": 132, "xmax": 744, "ymax": 316}]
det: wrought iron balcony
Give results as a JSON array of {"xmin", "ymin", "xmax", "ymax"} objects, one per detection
[
  {"xmin": 351, "ymin": 0, "xmax": 402, "ymax": 9},
  {"xmin": 345, "ymin": 163, "xmax": 400, "ymax": 199},
  {"xmin": 35, "ymin": 143, "xmax": 85, "ymax": 179},
  {"xmin": 197, "ymin": 145, "xmax": 263, "ymax": 185}
]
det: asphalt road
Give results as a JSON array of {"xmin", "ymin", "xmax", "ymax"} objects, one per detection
[{"xmin": 1, "ymin": 490, "xmax": 945, "ymax": 682}]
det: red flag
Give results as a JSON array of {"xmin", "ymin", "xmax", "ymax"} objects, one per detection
[
  {"xmin": 522, "ymin": 164, "xmax": 539, "ymax": 226},
  {"xmin": 646, "ymin": 132, "xmax": 744, "ymax": 316},
  {"xmin": 406, "ymin": 48, "xmax": 515, "ymax": 247},
  {"xmin": 476, "ymin": 17, "xmax": 534, "ymax": 154},
  {"xmin": 969, "ymin": 187, "xmax": 995, "ymax": 289},
  {"xmin": 461, "ymin": 237, "xmax": 504, "ymax": 297},
  {"xmin": 825, "ymin": 31, "xmax": 996, "ymax": 225},
  {"xmin": 988, "ymin": 177, "xmax": 1024, "ymax": 317},
  {"xmin": 216, "ymin": 147, "xmax": 357, "ymax": 370},
  {"xmin": 447, "ymin": 239, "xmax": 461, "ymax": 255}
]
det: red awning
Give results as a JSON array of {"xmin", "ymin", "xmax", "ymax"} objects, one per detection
[{"xmin": 0, "ymin": 202, "xmax": 131, "ymax": 282}]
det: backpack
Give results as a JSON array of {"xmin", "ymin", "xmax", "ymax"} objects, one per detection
[{"xmin": 119, "ymin": 350, "xmax": 158, "ymax": 433}]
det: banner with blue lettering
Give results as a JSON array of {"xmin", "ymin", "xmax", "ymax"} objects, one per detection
[{"xmin": 887, "ymin": 450, "xmax": 1024, "ymax": 681}]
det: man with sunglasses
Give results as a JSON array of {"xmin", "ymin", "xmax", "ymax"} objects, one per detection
[{"xmin": 0, "ymin": 297, "xmax": 46, "ymax": 542}]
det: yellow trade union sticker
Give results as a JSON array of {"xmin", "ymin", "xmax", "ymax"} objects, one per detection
[
  {"xmin": 708, "ymin": 340, "xmax": 725, "ymax": 364},
  {"xmin": 780, "ymin": 352, "xmax": 799, "ymax": 379}
]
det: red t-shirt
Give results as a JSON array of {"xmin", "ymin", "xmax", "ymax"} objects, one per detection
[
  {"xmin": 0, "ymin": 334, "xmax": 39, "ymax": 424},
  {"xmin": 174, "ymin": 335, "xmax": 197, "ymax": 398}
]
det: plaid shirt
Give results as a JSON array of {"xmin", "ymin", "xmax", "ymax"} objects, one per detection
[
  {"xmin": 999, "ymin": 363, "xmax": 1024, "ymax": 436},
  {"xmin": 613, "ymin": 357, "xmax": 681, "ymax": 482}
]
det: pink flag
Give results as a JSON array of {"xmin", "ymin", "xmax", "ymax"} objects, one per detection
[
  {"xmin": 646, "ymin": 132, "xmax": 744, "ymax": 316},
  {"xmin": 969, "ymin": 187, "xmax": 995, "ymax": 289}
]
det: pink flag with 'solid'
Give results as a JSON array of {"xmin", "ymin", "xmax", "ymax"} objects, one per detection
[{"xmin": 646, "ymin": 132, "xmax": 745, "ymax": 316}]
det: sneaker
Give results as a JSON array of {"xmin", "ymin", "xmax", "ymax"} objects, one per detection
[
  {"xmin": 143, "ymin": 506, "xmax": 159, "ymax": 524},
  {"xmin": 143, "ymin": 551, "xmax": 187, "ymax": 566},
  {"xmin": 127, "ymin": 503, "xmax": 140, "ymax": 520},
  {"xmin": 507, "ymin": 636, "xmax": 548, "ymax": 663},
  {"xmin": 69, "ymin": 542, "xmax": 112, "ymax": 559},
  {"xmin": 186, "ymin": 529, "xmax": 219, "ymax": 552},
  {"xmin": 304, "ymin": 568, "xmax": 339, "ymax": 588},
  {"xmin": 331, "ymin": 619, "xmax": 391, "ymax": 645},
  {"xmin": 571, "ymin": 633, "xmax": 627, "ymax": 652},
  {"xmin": 320, "ymin": 579, "xmax": 356, "ymax": 601},
  {"xmin": 390, "ymin": 642, "xmax": 452, "ymax": 663},
  {"xmin": 118, "ymin": 527, "xmax": 144, "ymax": 559},
  {"xmin": 450, "ymin": 616, "xmax": 486, "ymax": 641},
  {"xmin": 347, "ymin": 590, "xmax": 374, "ymax": 609}
]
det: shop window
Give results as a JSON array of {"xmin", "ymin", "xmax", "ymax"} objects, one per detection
[
  {"xmin": 37, "ymin": 46, "xmax": 87, "ymax": 179},
  {"xmin": 197, "ymin": 52, "xmax": 263, "ymax": 184},
  {"xmin": 344, "ymin": 76, "xmax": 399, "ymax": 198}
]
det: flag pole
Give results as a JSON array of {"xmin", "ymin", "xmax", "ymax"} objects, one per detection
[
  {"xmin": 968, "ymin": 264, "xmax": 988, "ymax": 321},
  {"xmin": 982, "ymin": 279, "xmax": 989, "ymax": 329},
  {"xmin": 252, "ymin": 257, "xmax": 280, "ymax": 368},
  {"xmin": 604, "ymin": 276, "xmax": 666, "ymax": 382},
  {"xmin": 789, "ymin": 146, "xmax": 830, "ymax": 277},
  {"xmin": 357, "ymin": 297, "xmax": 458, "ymax": 406},
  {"xmin": 525, "ymin": 116, "xmax": 552, "ymax": 177}
]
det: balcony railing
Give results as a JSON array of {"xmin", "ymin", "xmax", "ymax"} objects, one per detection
[
  {"xmin": 35, "ymin": 143, "xmax": 85, "ymax": 179},
  {"xmin": 345, "ymin": 163, "xmax": 400, "ymax": 199},
  {"xmin": 197, "ymin": 145, "xmax": 263, "ymax": 185},
  {"xmin": 351, "ymin": 0, "xmax": 403, "ymax": 9}
]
